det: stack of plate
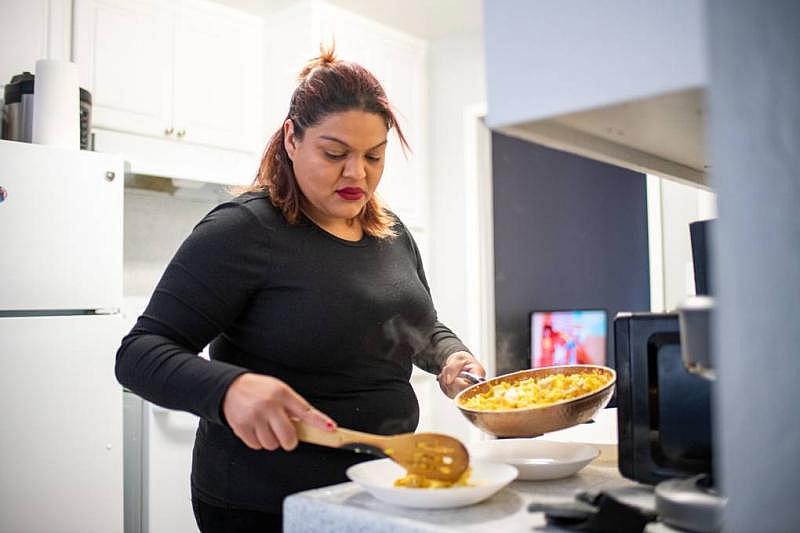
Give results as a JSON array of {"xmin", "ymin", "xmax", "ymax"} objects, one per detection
[{"xmin": 468, "ymin": 439, "xmax": 600, "ymax": 481}]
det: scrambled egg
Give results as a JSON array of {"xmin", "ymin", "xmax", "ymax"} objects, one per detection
[
  {"xmin": 460, "ymin": 370, "xmax": 611, "ymax": 411},
  {"xmin": 394, "ymin": 468, "xmax": 473, "ymax": 489}
]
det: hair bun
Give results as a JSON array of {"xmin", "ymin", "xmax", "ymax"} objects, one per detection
[
  {"xmin": 318, "ymin": 42, "xmax": 336, "ymax": 65},
  {"xmin": 298, "ymin": 43, "xmax": 337, "ymax": 81}
]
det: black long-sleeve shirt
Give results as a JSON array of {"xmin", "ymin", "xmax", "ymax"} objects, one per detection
[{"xmin": 115, "ymin": 191, "xmax": 469, "ymax": 512}]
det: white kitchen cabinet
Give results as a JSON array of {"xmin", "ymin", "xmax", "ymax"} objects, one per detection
[
  {"xmin": 0, "ymin": 0, "xmax": 71, "ymax": 86},
  {"xmin": 73, "ymin": 0, "xmax": 173, "ymax": 141},
  {"xmin": 74, "ymin": 0, "xmax": 262, "ymax": 153},
  {"xmin": 264, "ymin": 0, "xmax": 428, "ymax": 229},
  {"xmin": 172, "ymin": 0, "xmax": 262, "ymax": 153}
]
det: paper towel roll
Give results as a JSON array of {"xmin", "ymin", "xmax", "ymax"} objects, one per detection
[
  {"xmin": 32, "ymin": 60, "xmax": 79, "ymax": 149},
  {"xmin": 21, "ymin": 94, "xmax": 35, "ymax": 143}
]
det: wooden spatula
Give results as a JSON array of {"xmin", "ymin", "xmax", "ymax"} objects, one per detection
[{"xmin": 293, "ymin": 420, "xmax": 470, "ymax": 482}]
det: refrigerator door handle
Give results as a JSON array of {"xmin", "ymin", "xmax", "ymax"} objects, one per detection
[{"xmin": 94, "ymin": 307, "xmax": 121, "ymax": 315}]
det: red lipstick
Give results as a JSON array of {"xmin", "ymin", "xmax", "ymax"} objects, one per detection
[{"xmin": 336, "ymin": 187, "xmax": 365, "ymax": 201}]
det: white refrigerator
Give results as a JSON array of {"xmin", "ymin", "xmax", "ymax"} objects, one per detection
[{"xmin": 0, "ymin": 139, "xmax": 124, "ymax": 532}]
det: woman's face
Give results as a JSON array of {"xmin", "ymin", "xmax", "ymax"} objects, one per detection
[{"xmin": 284, "ymin": 110, "xmax": 388, "ymax": 225}]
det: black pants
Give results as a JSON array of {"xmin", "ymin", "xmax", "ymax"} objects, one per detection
[{"xmin": 192, "ymin": 496, "xmax": 282, "ymax": 533}]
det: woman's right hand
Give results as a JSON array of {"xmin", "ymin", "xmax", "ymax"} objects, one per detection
[{"xmin": 222, "ymin": 373, "xmax": 336, "ymax": 452}]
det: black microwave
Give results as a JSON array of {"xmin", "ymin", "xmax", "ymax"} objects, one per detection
[{"xmin": 614, "ymin": 312, "xmax": 712, "ymax": 485}]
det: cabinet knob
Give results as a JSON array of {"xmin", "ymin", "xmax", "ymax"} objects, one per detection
[
  {"xmin": 164, "ymin": 127, "xmax": 174, "ymax": 135},
  {"xmin": 177, "ymin": 129, "xmax": 186, "ymax": 138}
]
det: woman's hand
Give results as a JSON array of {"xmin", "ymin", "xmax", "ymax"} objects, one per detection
[
  {"xmin": 437, "ymin": 351, "xmax": 486, "ymax": 398},
  {"xmin": 222, "ymin": 373, "xmax": 336, "ymax": 451}
]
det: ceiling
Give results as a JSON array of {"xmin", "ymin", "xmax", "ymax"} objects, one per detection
[
  {"xmin": 324, "ymin": 0, "xmax": 482, "ymax": 40},
  {"xmin": 214, "ymin": 0, "xmax": 484, "ymax": 41}
]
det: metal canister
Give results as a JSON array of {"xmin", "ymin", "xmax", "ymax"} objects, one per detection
[
  {"xmin": 79, "ymin": 87, "xmax": 92, "ymax": 150},
  {"xmin": 2, "ymin": 72, "xmax": 35, "ymax": 142}
]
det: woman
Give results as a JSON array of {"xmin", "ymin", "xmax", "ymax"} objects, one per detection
[{"xmin": 115, "ymin": 49, "xmax": 485, "ymax": 532}]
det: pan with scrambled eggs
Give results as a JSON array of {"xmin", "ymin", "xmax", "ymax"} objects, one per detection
[{"xmin": 454, "ymin": 365, "xmax": 616, "ymax": 437}]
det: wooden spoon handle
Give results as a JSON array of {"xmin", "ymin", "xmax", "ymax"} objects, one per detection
[{"xmin": 292, "ymin": 419, "xmax": 388, "ymax": 450}]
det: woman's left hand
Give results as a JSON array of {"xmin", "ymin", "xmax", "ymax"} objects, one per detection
[{"xmin": 437, "ymin": 351, "xmax": 486, "ymax": 398}]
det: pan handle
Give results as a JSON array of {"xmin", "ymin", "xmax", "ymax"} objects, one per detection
[{"xmin": 459, "ymin": 371, "xmax": 486, "ymax": 385}]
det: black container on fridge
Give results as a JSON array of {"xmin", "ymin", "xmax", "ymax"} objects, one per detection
[
  {"xmin": 2, "ymin": 72, "xmax": 35, "ymax": 142},
  {"xmin": 2, "ymin": 72, "xmax": 93, "ymax": 149}
]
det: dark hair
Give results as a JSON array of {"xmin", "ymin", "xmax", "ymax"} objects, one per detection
[{"xmin": 248, "ymin": 45, "xmax": 409, "ymax": 238}]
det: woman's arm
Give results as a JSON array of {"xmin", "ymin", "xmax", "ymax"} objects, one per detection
[
  {"xmin": 116, "ymin": 202, "xmax": 265, "ymax": 423},
  {"xmin": 437, "ymin": 350, "xmax": 485, "ymax": 398},
  {"xmin": 115, "ymin": 201, "xmax": 334, "ymax": 446},
  {"xmin": 403, "ymin": 227, "xmax": 486, "ymax": 396}
]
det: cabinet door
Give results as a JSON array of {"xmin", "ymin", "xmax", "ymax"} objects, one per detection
[
  {"xmin": 172, "ymin": 0, "xmax": 262, "ymax": 153},
  {"xmin": 73, "ymin": 0, "xmax": 173, "ymax": 139}
]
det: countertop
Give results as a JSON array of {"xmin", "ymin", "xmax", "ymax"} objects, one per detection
[
  {"xmin": 284, "ymin": 462, "xmax": 650, "ymax": 532},
  {"xmin": 284, "ymin": 409, "xmax": 654, "ymax": 532}
]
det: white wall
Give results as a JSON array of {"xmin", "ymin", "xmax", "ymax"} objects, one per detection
[
  {"xmin": 427, "ymin": 28, "xmax": 486, "ymax": 339},
  {"xmin": 420, "ymin": 28, "xmax": 486, "ymax": 442},
  {"xmin": 124, "ymin": 187, "xmax": 222, "ymax": 302},
  {"xmin": 0, "ymin": 0, "xmax": 71, "ymax": 88},
  {"xmin": 647, "ymin": 176, "xmax": 717, "ymax": 312}
]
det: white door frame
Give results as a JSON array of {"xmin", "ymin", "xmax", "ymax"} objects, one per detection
[
  {"xmin": 462, "ymin": 102, "xmax": 496, "ymax": 378},
  {"xmin": 646, "ymin": 174, "xmax": 666, "ymax": 312}
]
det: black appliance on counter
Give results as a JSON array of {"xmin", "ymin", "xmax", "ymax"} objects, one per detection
[
  {"xmin": 614, "ymin": 312, "xmax": 712, "ymax": 484},
  {"xmin": 689, "ymin": 219, "xmax": 714, "ymax": 297},
  {"xmin": 614, "ymin": 219, "xmax": 723, "ymax": 533}
]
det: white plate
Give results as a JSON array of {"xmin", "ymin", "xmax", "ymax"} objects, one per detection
[
  {"xmin": 346, "ymin": 458, "xmax": 518, "ymax": 509},
  {"xmin": 468, "ymin": 439, "xmax": 599, "ymax": 481}
]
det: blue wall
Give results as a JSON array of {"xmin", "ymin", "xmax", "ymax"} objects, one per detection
[{"xmin": 492, "ymin": 132, "xmax": 651, "ymax": 374}]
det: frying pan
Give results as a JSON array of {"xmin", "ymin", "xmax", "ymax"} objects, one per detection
[{"xmin": 454, "ymin": 365, "xmax": 616, "ymax": 438}]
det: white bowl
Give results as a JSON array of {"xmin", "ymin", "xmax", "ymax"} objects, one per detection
[
  {"xmin": 346, "ymin": 458, "xmax": 518, "ymax": 509},
  {"xmin": 468, "ymin": 439, "xmax": 599, "ymax": 481}
]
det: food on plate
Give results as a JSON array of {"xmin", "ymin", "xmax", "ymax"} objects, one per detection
[
  {"xmin": 394, "ymin": 467, "xmax": 473, "ymax": 489},
  {"xmin": 384, "ymin": 438, "xmax": 468, "ymax": 483},
  {"xmin": 459, "ymin": 370, "xmax": 612, "ymax": 411}
]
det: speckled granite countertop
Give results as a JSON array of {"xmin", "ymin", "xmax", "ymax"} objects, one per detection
[{"xmin": 284, "ymin": 462, "xmax": 651, "ymax": 533}]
